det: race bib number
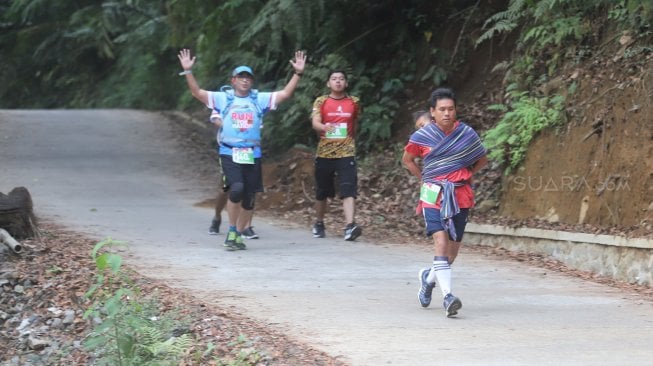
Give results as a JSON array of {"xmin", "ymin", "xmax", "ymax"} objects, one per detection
[
  {"xmin": 232, "ymin": 147, "xmax": 254, "ymax": 164},
  {"xmin": 325, "ymin": 123, "xmax": 347, "ymax": 139},
  {"xmin": 420, "ymin": 183, "xmax": 441, "ymax": 205}
]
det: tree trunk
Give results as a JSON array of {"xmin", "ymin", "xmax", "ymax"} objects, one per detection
[{"xmin": 0, "ymin": 187, "xmax": 37, "ymax": 239}]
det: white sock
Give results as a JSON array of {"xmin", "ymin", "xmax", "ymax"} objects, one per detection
[
  {"xmin": 427, "ymin": 257, "xmax": 451, "ymax": 297},
  {"xmin": 426, "ymin": 266, "xmax": 437, "ymax": 284}
]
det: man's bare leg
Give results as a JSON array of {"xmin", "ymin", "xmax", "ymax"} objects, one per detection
[
  {"xmin": 209, "ymin": 190, "xmax": 229, "ymax": 234},
  {"xmin": 343, "ymin": 197, "xmax": 355, "ymax": 225},
  {"xmin": 239, "ymin": 209, "xmax": 260, "ymax": 239},
  {"xmin": 312, "ymin": 199, "xmax": 327, "ymax": 237},
  {"xmin": 342, "ymin": 197, "xmax": 361, "ymax": 241},
  {"xmin": 226, "ymin": 200, "xmax": 241, "ymax": 230}
]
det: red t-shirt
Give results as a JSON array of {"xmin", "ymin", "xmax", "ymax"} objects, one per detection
[
  {"xmin": 311, "ymin": 95, "xmax": 360, "ymax": 158},
  {"xmin": 404, "ymin": 122, "xmax": 474, "ymax": 209}
]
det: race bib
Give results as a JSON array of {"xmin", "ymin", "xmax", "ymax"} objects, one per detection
[
  {"xmin": 325, "ymin": 123, "xmax": 347, "ymax": 139},
  {"xmin": 420, "ymin": 183, "xmax": 441, "ymax": 205},
  {"xmin": 232, "ymin": 147, "xmax": 254, "ymax": 164}
]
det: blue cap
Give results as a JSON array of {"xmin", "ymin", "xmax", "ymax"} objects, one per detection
[{"xmin": 232, "ymin": 65, "xmax": 254, "ymax": 77}]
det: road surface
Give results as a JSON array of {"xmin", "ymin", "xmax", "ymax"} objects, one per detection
[{"xmin": 1, "ymin": 109, "xmax": 652, "ymax": 365}]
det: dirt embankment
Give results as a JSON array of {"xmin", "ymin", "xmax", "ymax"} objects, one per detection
[{"xmin": 498, "ymin": 40, "xmax": 653, "ymax": 234}]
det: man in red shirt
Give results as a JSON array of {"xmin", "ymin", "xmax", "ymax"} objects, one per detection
[
  {"xmin": 402, "ymin": 87, "xmax": 488, "ymax": 317},
  {"xmin": 310, "ymin": 70, "xmax": 362, "ymax": 241}
]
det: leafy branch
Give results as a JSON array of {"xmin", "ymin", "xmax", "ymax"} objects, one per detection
[{"xmin": 484, "ymin": 92, "xmax": 566, "ymax": 173}]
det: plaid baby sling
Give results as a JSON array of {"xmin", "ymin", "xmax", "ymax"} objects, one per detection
[{"xmin": 409, "ymin": 122, "xmax": 486, "ymax": 240}]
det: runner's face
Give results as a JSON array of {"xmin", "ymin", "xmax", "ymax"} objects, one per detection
[
  {"xmin": 232, "ymin": 73, "xmax": 253, "ymax": 95},
  {"xmin": 430, "ymin": 98, "xmax": 456, "ymax": 129},
  {"xmin": 327, "ymin": 73, "xmax": 347, "ymax": 93}
]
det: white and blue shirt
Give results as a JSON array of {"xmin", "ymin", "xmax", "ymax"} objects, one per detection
[{"xmin": 207, "ymin": 90, "xmax": 277, "ymax": 158}]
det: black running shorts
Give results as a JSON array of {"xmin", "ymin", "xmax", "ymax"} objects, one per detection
[
  {"xmin": 314, "ymin": 156, "xmax": 358, "ymax": 200},
  {"xmin": 219, "ymin": 155, "xmax": 263, "ymax": 209},
  {"xmin": 218, "ymin": 156, "xmax": 263, "ymax": 193}
]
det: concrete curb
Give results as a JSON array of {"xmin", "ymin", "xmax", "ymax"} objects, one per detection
[
  {"xmin": 467, "ymin": 223, "xmax": 653, "ymax": 249},
  {"xmin": 465, "ymin": 222, "xmax": 653, "ymax": 286}
]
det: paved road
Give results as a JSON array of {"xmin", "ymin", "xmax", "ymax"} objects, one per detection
[{"xmin": 1, "ymin": 110, "xmax": 652, "ymax": 366}]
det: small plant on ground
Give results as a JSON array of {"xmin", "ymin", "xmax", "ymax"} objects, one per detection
[
  {"xmin": 82, "ymin": 238, "xmax": 193, "ymax": 366},
  {"xmin": 215, "ymin": 335, "xmax": 265, "ymax": 366}
]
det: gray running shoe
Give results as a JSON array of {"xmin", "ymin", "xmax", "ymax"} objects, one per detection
[
  {"xmin": 344, "ymin": 223, "xmax": 362, "ymax": 241},
  {"xmin": 443, "ymin": 293, "xmax": 462, "ymax": 317},
  {"xmin": 209, "ymin": 217, "xmax": 221, "ymax": 235},
  {"xmin": 312, "ymin": 222, "xmax": 326, "ymax": 238},
  {"xmin": 418, "ymin": 267, "xmax": 436, "ymax": 308},
  {"xmin": 242, "ymin": 226, "xmax": 259, "ymax": 239}
]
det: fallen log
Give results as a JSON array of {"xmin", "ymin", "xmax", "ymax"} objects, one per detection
[
  {"xmin": 0, "ymin": 228, "xmax": 22, "ymax": 254},
  {"xmin": 0, "ymin": 187, "xmax": 37, "ymax": 239}
]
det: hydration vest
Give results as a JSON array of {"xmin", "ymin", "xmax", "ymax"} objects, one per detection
[{"xmin": 218, "ymin": 86, "xmax": 264, "ymax": 148}]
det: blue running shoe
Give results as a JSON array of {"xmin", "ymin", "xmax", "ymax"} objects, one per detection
[
  {"xmin": 418, "ymin": 267, "xmax": 436, "ymax": 308},
  {"xmin": 443, "ymin": 293, "xmax": 462, "ymax": 317}
]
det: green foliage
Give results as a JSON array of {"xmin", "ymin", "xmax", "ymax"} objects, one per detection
[
  {"xmin": 522, "ymin": 16, "xmax": 586, "ymax": 49},
  {"xmin": 476, "ymin": 0, "xmax": 528, "ymax": 46},
  {"xmin": 477, "ymin": 0, "xmax": 595, "ymax": 90},
  {"xmin": 608, "ymin": 0, "xmax": 653, "ymax": 30},
  {"xmin": 484, "ymin": 92, "xmax": 566, "ymax": 173},
  {"xmin": 351, "ymin": 69, "xmax": 406, "ymax": 155},
  {"xmin": 0, "ymin": 0, "xmax": 175, "ymax": 108},
  {"xmin": 83, "ymin": 238, "xmax": 193, "ymax": 366},
  {"xmin": 477, "ymin": 0, "xmax": 652, "ymax": 91}
]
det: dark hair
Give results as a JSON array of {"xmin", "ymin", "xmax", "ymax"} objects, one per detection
[
  {"xmin": 411, "ymin": 110, "xmax": 430, "ymax": 122},
  {"xmin": 327, "ymin": 69, "xmax": 348, "ymax": 81},
  {"xmin": 429, "ymin": 87, "xmax": 456, "ymax": 108}
]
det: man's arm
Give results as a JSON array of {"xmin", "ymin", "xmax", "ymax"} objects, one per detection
[
  {"xmin": 310, "ymin": 97, "xmax": 334, "ymax": 133},
  {"xmin": 469, "ymin": 155, "xmax": 488, "ymax": 174},
  {"xmin": 274, "ymin": 50, "xmax": 307, "ymax": 105},
  {"xmin": 210, "ymin": 110, "xmax": 223, "ymax": 128},
  {"xmin": 352, "ymin": 96, "xmax": 362, "ymax": 134},
  {"xmin": 311, "ymin": 112, "xmax": 335, "ymax": 133},
  {"xmin": 311, "ymin": 112, "xmax": 325, "ymax": 132},
  {"xmin": 402, "ymin": 150, "xmax": 422, "ymax": 181},
  {"xmin": 177, "ymin": 49, "xmax": 209, "ymax": 106}
]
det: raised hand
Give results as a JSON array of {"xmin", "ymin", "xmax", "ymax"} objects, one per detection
[
  {"xmin": 177, "ymin": 49, "xmax": 196, "ymax": 71},
  {"xmin": 290, "ymin": 50, "xmax": 307, "ymax": 74}
]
